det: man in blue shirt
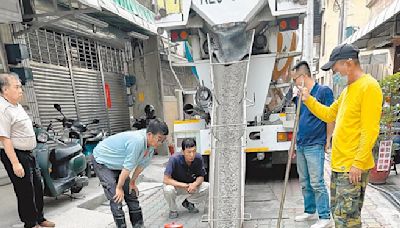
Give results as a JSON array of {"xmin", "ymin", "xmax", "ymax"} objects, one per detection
[
  {"xmin": 292, "ymin": 61, "xmax": 335, "ymax": 228},
  {"xmin": 91, "ymin": 118, "xmax": 168, "ymax": 228},
  {"xmin": 163, "ymin": 138, "xmax": 209, "ymax": 219}
]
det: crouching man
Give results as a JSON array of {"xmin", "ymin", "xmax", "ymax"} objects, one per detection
[
  {"xmin": 163, "ymin": 138, "xmax": 209, "ymax": 219},
  {"xmin": 91, "ymin": 118, "xmax": 169, "ymax": 228}
]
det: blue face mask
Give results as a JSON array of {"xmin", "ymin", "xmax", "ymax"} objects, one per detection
[{"xmin": 333, "ymin": 73, "xmax": 348, "ymax": 86}]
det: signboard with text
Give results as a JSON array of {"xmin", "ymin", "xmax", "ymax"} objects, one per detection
[
  {"xmin": 377, "ymin": 140, "xmax": 393, "ymax": 171},
  {"xmin": 192, "ymin": 0, "xmax": 265, "ymax": 25}
]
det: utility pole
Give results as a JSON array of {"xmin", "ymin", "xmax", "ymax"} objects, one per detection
[
  {"xmin": 304, "ymin": 0, "xmax": 314, "ymax": 71},
  {"xmin": 338, "ymin": 0, "xmax": 347, "ymax": 43}
]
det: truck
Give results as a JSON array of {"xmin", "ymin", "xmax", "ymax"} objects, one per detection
[{"xmin": 155, "ymin": 1, "xmax": 307, "ymax": 227}]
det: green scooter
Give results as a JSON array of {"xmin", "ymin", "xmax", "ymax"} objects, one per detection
[{"xmin": 33, "ymin": 121, "xmax": 89, "ymax": 197}]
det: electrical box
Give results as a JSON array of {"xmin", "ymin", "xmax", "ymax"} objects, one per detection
[
  {"xmin": 124, "ymin": 75, "xmax": 136, "ymax": 87},
  {"xmin": 5, "ymin": 44, "xmax": 29, "ymax": 64},
  {"xmin": 9, "ymin": 67, "xmax": 33, "ymax": 85}
]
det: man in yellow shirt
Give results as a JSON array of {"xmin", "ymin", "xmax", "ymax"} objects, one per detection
[{"xmin": 300, "ymin": 43, "xmax": 383, "ymax": 228}]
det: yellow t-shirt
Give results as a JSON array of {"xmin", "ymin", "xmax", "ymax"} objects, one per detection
[{"xmin": 304, "ymin": 74, "xmax": 383, "ymax": 172}]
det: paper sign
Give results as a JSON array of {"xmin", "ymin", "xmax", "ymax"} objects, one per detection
[{"xmin": 377, "ymin": 140, "xmax": 393, "ymax": 171}]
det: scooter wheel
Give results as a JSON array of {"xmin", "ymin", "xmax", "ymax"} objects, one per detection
[{"xmin": 71, "ymin": 185, "xmax": 83, "ymax": 194}]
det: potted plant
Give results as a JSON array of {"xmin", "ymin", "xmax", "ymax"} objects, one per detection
[{"xmin": 369, "ymin": 72, "xmax": 400, "ymax": 184}]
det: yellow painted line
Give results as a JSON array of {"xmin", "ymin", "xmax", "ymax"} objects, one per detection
[
  {"xmin": 174, "ymin": 119, "xmax": 201, "ymax": 124},
  {"xmin": 245, "ymin": 147, "xmax": 270, "ymax": 153},
  {"xmin": 279, "ymin": 113, "xmax": 286, "ymax": 117}
]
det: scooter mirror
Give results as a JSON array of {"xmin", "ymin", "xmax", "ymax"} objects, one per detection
[
  {"xmin": 92, "ymin": 119, "xmax": 100, "ymax": 124},
  {"xmin": 54, "ymin": 104, "xmax": 62, "ymax": 112}
]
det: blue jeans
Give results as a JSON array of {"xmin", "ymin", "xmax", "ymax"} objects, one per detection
[{"xmin": 296, "ymin": 144, "xmax": 330, "ymax": 219}]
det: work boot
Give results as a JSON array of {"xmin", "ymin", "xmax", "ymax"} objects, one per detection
[
  {"xmin": 129, "ymin": 211, "xmax": 144, "ymax": 228},
  {"xmin": 182, "ymin": 199, "xmax": 199, "ymax": 213},
  {"xmin": 114, "ymin": 217, "xmax": 127, "ymax": 228},
  {"xmin": 169, "ymin": 211, "xmax": 179, "ymax": 219}
]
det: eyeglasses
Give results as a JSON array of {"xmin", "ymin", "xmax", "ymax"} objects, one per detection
[{"xmin": 292, "ymin": 74, "xmax": 304, "ymax": 82}]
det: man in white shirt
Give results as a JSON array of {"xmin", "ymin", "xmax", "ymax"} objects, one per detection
[{"xmin": 0, "ymin": 73, "xmax": 55, "ymax": 228}]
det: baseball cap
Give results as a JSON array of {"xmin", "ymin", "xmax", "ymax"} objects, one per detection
[{"xmin": 321, "ymin": 44, "xmax": 360, "ymax": 71}]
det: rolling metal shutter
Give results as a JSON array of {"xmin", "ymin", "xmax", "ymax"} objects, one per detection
[
  {"xmin": 30, "ymin": 62, "xmax": 78, "ymax": 134},
  {"xmin": 72, "ymin": 68, "xmax": 109, "ymax": 132},
  {"xmin": 19, "ymin": 28, "xmax": 130, "ymax": 135},
  {"xmin": 99, "ymin": 46, "xmax": 130, "ymax": 134},
  {"xmin": 104, "ymin": 72, "xmax": 130, "ymax": 134}
]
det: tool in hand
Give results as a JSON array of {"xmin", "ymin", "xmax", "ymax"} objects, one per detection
[{"xmin": 277, "ymin": 80, "xmax": 304, "ymax": 228}]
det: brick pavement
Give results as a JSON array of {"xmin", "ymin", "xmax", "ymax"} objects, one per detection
[{"xmin": 93, "ymin": 155, "xmax": 400, "ymax": 228}]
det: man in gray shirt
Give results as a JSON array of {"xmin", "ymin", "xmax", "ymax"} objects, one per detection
[{"xmin": 0, "ymin": 73, "xmax": 55, "ymax": 228}]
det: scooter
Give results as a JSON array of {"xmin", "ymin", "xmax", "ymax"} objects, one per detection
[
  {"xmin": 132, "ymin": 104, "xmax": 156, "ymax": 130},
  {"xmin": 81, "ymin": 128, "xmax": 107, "ymax": 177},
  {"xmin": 33, "ymin": 121, "xmax": 89, "ymax": 197},
  {"xmin": 53, "ymin": 104, "xmax": 106, "ymax": 177}
]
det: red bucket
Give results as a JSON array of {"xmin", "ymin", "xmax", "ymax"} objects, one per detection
[{"xmin": 164, "ymin": 222, "xmax": 183, "ymax": 228}]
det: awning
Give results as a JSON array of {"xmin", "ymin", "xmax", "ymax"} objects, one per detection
[
  {"xmin": 344, "ymin": 0, "xmax": 400, "ymax": 49},
  {"xmin": 0, "ymin": 1, "xmax": 22, "ymax": 23},
  {"xmin": 79, "ymin": 0, "xmax": 157, "ymax": 35}
]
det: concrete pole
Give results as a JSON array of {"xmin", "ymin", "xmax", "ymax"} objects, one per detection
[
  {"xmin": 338, "ymin": 0, "xmax": 347, "ymax": 44},
  {"xmin": 342, "ymin": 0, "xmax": 348, "ymax": 42},
  {"xmin": 304, "ymin": 0, "xmax": 314, "ymax": 71}
]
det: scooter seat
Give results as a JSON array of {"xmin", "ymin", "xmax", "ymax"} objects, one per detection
[
  {"xmin": 86, "ymin": 132, "xmax": 103, "ymax": 142},
  {"xmin": 54, "ymin": 143, "xmax": 82, "ymax": 161}
]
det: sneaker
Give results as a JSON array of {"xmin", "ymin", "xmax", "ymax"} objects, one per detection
[
  {"xmin": 182, "ymin": 199, "xmax": 199, "ymax": 213},
  {"xmin": 169, "ymin": 211, "xmax": 179, "ymax": 219},
  {"xmin": 295, "ymin": 213, "xmax": 317, "ymax": 222},
  {"xmin": 39, "ymin": 220, "xmax": 55, "ymax": 227},
  {"xmin": 310, "ymin": 219, "xmax": 331, "ymax": 228}
]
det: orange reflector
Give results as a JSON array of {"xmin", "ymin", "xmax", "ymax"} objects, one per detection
[
  {"xmin": 277, "ymin": 132, "xmax": 288, "ymax": 142},
  {"xmin": 279, "ymin": 20, "xmax": 287, "ymax": 30},
  {"xmin": 180, "ymin": 31, "xmax": 188, "ymax": 40}
]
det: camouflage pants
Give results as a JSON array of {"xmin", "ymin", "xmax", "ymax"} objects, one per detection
[{"xmin": 330, "ymin": 171, "xmax": 369, "ymax": 228}]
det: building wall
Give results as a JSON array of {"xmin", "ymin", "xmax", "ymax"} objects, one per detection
[
  {"xmin": 130, "ymin": 36, "xmax": 164, "ymax": 121},
  {"xmin": 0, "ymin": 24, "xmax": 13, "ymax": 184},
  {"xmin": 136, "ymin": 0, "xmax": 155, "ymax": 12},
  {"xmin": 128, "ymin": 37, "xmax": 199, "ymax": 123},
  {"xmin": 0, "ymin": 24, "xmax": 12, "ymax": 73},
  {"xmin": 161, "ymin": 59, "xmax": 199, "ymax": 143},
  {"xmin": 161, "ymin": 61, "xmax": 198, "ymax": 97},
  {"xmin": 317, "ymin": 0, "xmax": 370, "ymax": 87},
  {"xmin": 368, "ymin": 0, "xmax": 396, "ymax": 17}
]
